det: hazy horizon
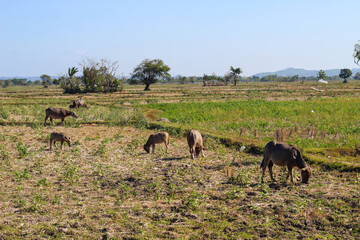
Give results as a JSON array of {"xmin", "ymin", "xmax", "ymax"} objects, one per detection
[{"xmin": 1, "ymin": 0, "xmax": 360, "ymax": 77}]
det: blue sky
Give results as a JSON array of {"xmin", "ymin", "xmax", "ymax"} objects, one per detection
[{"xmin": 1, "ymin": 0, "xmax": 359, "ymax": 77}]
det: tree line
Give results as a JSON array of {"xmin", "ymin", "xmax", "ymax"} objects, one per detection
[
  {"xmin": 2, "ymin": 41, "xmax": 360, "ymax": 91},
  {"xmin": 0, "ymin": 75, "xmax": 61, "ymax": 88}
]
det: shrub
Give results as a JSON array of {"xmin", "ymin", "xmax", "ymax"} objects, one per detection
[
  {"xmin": 0, "ymin": 107, "xmax": 10, "ymax": 120},
  {"xmin": 16, "ymin": 141, "xmax": 29, "ymax": 158}
]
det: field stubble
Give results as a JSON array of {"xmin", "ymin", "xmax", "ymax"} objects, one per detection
[
  {"xmin": 0, "ymin": 125, "xmax": 359, "ymax": 239},
  {"xmin": 0, "ymin": 83, "xmax": 359, "ymax": 239}
]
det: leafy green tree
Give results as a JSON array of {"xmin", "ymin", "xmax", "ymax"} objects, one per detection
[
  {"xmin": 354, "ymin": 72, "xmax": 360, "ymax": 80},
  {"xmin": 188, "ymin": 76, "xmax": 197, "ymax": 83},
  {"xmin": 339, "ymin": 68, "xmax": 352, "ymax": 83},
  {"xmin": 202, "ymin": 73, "xmax": 222, "ymax": 86},
  {"xmin": 60, "ymin": 59, "xmax": 122, "ymax": 93},
  {"xmin": 290, "ymin": 75, "xmax": 299, "ymax": 82},
  {"xmin": 354, "ymin": 41, "xmax": 360, "ymax": 66},
  {"xmin": 40, "ymin": 74, "xmax": 52, "ymax": 88},
  {"xmin": 175, "ymin": 75, "xmax": 188, "ymax": 84},
  {"xmin": 317, "ymin": 70, "xmax": 328, "ymax": 80},
  {"xmin": 52, "ymin": 78, "xmax": 60, "ymax": 85},
  {"xmin": 33, "ymin": 80, "xmax": 41, "ymax": 86},
  {"xmin": 131, "ymin": 59, "xmax": 171, "ymax": 90},
  {"xmin": 81, "ymin": 59, "xmax": 121, "ymax": 92},
  {"xmin": 224, "ymin": 73, "xmax": 232, "ymax": 85}
]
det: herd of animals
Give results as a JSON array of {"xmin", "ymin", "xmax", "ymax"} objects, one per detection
[{"xmin": 44, "ymin": 99, "xmax": 312, "ymax": 185}]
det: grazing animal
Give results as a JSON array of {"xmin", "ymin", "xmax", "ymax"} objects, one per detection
[
  {"xmin": 260, "ymin": 141, "xmax": 312, "ymax": 184},
  {"xmin": 143, "ymin": 132, "xmax": 169, "ymax": 153},
  {"xmin": 69, "ymin": 99, "xmax": 88, "ymax": 109},
  {"xmin": 187, "ymin": 130, "xmax": 205, "ymax": 159},
  {"xmin": 49, "ymin": 132, "xmax": 71, "ymax": 150},
  {"xmin": 44, "ymin": 107, "xmax": 78, "ymax": 126}
]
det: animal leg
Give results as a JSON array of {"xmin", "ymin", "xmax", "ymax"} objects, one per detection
[
  {"xmin": 61, "ymin": 117, "xmax": 65, "ymax": 125},
  {"xmin": 50, "ymin": 117, "xmax": 55, "ymax": 125},
  {"xmin": 164, "ymin": 142, "xmax": 168, "ymax": 152},
  {"xmin": 60, "ymin": 140, "xmax": 63, "ymax": 150},
  {"xmin": 152, "ymin": 144, "xmax": 155, "ymax": 153},
  {"xmin": 44, "ymin": 116, "xmax": 49, "ymax": 126},
  {"xmin": 260, "ymin": 158, "xmax": 266, "ymax": 183},
  {"xmin": 50, "ymin": 139, "xmax": 52, "ymax": 150},
  {"xmin": 268, "ymin": 161, "xmax": 276, "ymax": 181},
  {"xmin": 190, "ymin": 147, "xmax": 195, "ymax": 159},
  {"xmin": 261, "ymin": 155, "xmax": 271, "ymax": 182},
  {"xmin": 200, "ymin": 146, "xmax": 205, "ymax": 157},
  {"xmin": 287, "ymin": 166, "xmax": 294, "ymax": 184}
]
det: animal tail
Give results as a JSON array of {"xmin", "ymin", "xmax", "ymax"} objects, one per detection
[{"xmin": 261, "ymin": 140, "xmax": 275, "ymax": 169}]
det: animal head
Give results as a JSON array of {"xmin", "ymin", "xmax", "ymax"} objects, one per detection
[
  {"xmin": 70, "ymin": 111, "xmax": 79, "ymax": 118},
  {"xmin": 301, "ymin": 167, "xmax": 312, "ymax": 184},
  {"xmin": 69, "ymin": 104, "xmax": 75, "ymax": 109},
  {"xmin": 64, "ymin": 136, "xmax": 71, "ymax": 145},
  {"xmin": 143, "ymin": 145, "xmax": 150, "ymax": 153},
  {"xmin": 195, "ymin": 147, "xmax": 201, "ymax": 156}
]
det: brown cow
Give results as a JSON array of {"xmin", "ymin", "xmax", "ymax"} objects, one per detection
[
  {"xmin": 187, "ymin": 130, "xmax": 205, "ymax": 159},
  {"xmin": 69, "ymin": 99, "xmax": 88, "ymax": 109},
  {"xmin": 49, "ymin": 132, "xmax": 71, "ymax": 150},
  {"xmin": 143, "ymin": 132, "xmax": 169, "ymax": 153},
  {"xmin": 260, "ymin": 141, "xmax": 312, "ymax": 184},
  {"xmin": 44, "ymin": 107, "xmax": 78, "ymax": 126}
]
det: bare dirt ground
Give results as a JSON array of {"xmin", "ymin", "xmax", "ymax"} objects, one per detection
[{"xmin": 0, "ymin": 125, "xmax": 359, "ymax": 239}]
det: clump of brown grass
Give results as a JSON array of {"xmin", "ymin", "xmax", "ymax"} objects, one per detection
[
  {"xmin": 331, "ymin": 131, "xmax": 340, "ymax": 140},
  {"xmin": 232, "ymin": 155, "xmax": 242, "ymax": 168},
  {"xmin": 240, "ymin": 127, "xmax": 247, "ymax": 135},
  {"xmin": 144, "ymin": 109, "xmax": 162, "ymax": 121},
  {"xmin": 275, "ymin": 128, "xmax": 286, "ymax": 142},
  {"xmin": 224, "ymin": 166, "xmax": 236, "ymax": 178},
  {"xmin": 355, "ymin": 144, "xmax": 360, "ymax": 156},
  {"xmin": 320, "ymin": 131, "xmax": 327, "ymax": 139},
  {"xmin": 254, "ymin": 129, "xmax": 259, "ymax": 138}
]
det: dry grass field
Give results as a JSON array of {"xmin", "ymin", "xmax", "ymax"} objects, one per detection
[{"xmin": 0, "ymin": 83, "xmax": 359, "ymax": 239}]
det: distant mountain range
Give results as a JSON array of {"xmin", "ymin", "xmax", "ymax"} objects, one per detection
[{"xmin": 253, "ymin": 68, "xmax": 360, "ymax": 78}]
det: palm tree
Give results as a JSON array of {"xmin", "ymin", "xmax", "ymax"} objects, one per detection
[
  {"xmin": 230, "ymin": 66, "xmax": 242, "ymax": 86},
  {"xmin": 68, "ymin": 67, "xmax": 79, "ymax": 79}
]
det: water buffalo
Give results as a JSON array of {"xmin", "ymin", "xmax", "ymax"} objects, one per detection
[
  {"xmin": 187, "ymin": 130, "xmax": 205, "ymax": 159},
  {"xmin": 69, "ymin": 99, "xmax": 88, "ymax": 109},
  {"xmin": 144, "ymin": 132, "xmax": 169, "ymax": 153},
  {"xmin": 44, "ymin": 107, "xmax": 78, "ymax": 126},
  {"xmin": 50, "ymin": 132, "xmax": 71, "ymax": 150},
  {"xmin": 260, "ymin": 141, "xmax": 312, "ymax": 184}
]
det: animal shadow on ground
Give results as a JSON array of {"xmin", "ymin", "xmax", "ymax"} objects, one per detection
[
  {"xmin": 267, "ymin": 181, "xmax": 295, "ymax": 190},
  {"xmin": 160, "ymin": 156, "xmax": 187, "ymax": 161},
  {"xmin": 247, "ymin": 182, "xmax": 290, "ymax": 190},
  {"xmin": 238, "ymin": 160, "xmax": 254, "ymax": 166}
]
